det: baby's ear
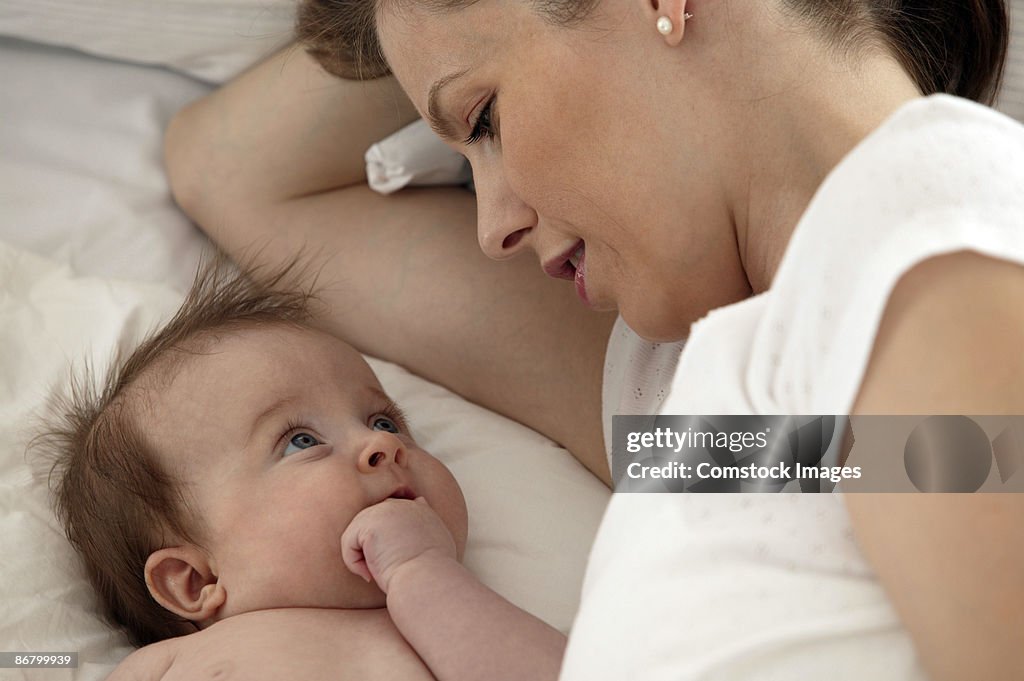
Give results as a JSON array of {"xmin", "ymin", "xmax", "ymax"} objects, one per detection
[{"xmin": 144, "ymin": 546, "xmax": 226, "ymax": 622}]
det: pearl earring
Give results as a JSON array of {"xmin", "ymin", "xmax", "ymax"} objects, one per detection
[{"xmin": 656, "ymin": 12, "xmax": 694, "ymax": 36}]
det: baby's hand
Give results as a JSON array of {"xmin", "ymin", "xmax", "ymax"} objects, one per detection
[{"xmin": 341, "ymin": 497, "xmax": 457, "ymax": 593}]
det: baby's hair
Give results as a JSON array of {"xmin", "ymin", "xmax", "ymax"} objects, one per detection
[{"xmin": 34, "ymin": 253, "xmax": 321, "ymax": 647}]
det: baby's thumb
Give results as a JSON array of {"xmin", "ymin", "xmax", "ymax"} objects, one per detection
[{"xmin": 340, "ymin": 527, "xmax": 373, "ymax": 583}]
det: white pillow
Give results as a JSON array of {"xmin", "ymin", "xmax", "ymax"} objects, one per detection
[
  {"xmin": 0, "ymin": 241, "xmax": 609, "ymax": 681},
  {"xmin": 0, "ymin": 38, "xmax": 609, "ymax": 680},
  {"xmin": 0, "ymin": 0, "xmax": 295, "ymax": 83}
]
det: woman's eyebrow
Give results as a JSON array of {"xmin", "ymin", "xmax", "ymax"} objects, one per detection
[{"xmin": 427, "ymin": 68, "xmax": 471, "ymax": 142}]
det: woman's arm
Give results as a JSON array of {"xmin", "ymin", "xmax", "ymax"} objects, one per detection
[
  {"xmin": 165, "ymin": 45, "xmax": 418, "ymax": 220},
  {"xmin": 164, "ymin": 47, "xmax": 615, "ymax": 484},
  {"xmin": 849, "ymin": 251, "xmax": 1024, "ymax": 681}
]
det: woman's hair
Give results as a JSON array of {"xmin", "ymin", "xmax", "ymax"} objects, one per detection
[
  {"xmin": 34, "ymin": 255, "xmax": 319, "ymax": 647},
  {"xmin": 296, "ymin": 0, "xmax": 1008, "ymax": 105},
  {"xmin": 296, "ymin": 0, "xmax": 599, "ymax": 80},
  {"xmin": 784, "ymin": 0, "xmax": 1008, "ymax": 105}
]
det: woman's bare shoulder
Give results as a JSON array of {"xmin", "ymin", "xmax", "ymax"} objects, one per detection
[
  {"xmin": 855, "ymin": 250, "xmax": 1024, "ymax": 415},
  {"xmin": 848, "ymin": 250, "xmax": 1024, "ymax": 681},
  {"xmin": 110, "ymin": 609, "xmax": 434, "ymax": 681}
]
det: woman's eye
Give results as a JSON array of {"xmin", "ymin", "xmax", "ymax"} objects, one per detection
[
  {"xmin": 465, "ymin": 96, "xmax": 497, "ymax": 145},
  {"xmin": 283, "ymin": 432, "xmax": 321, "ymax": 456},
  {"xmin": 371, "ymin": 416, "xmax": 401, "ymax": 434}
]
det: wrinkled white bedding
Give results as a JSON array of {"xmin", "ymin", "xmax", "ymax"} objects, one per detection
[{"xmin": 0, "ymin": 37, "xmax": 609, "ymax": 681}]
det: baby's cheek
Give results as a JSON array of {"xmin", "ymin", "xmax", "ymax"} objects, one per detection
[{"xmin": 438, "ymin": 482, "xmax": 469, "ymax": 559}]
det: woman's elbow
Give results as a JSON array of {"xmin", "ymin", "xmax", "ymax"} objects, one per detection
[{"xmin": 163, "ymin": 103, "xmax": 208, "ymax": 221}]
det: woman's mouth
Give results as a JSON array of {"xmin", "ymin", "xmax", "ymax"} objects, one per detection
[
  {"xmin": 543, "ymin": 240, "xmax": 591, "ymax": 306},
  {"xmin": 567, "ymin": 243, "xmax": 584, "ymax": 270},
  {"xmin": 573, "ymin": 248, "xmax": 590, "ymax": 307}
]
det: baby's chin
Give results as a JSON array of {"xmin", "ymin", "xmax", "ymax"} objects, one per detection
[
  {"xmin": 342, "ymin": 577, "xmax": 389, "ymax": 609},
  {"xmin": 210, "ymin": 577, "xmax": 389, "ymax": 625},
  {"xmin": 305, "ymin": 575, "xmax": 390, "ymax": 611}
]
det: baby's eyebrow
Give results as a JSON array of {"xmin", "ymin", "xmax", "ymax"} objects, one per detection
[
  {"xmin": 366, "ymin": 386, "xmax": 403, "ymax": 413},
  {"xmin": 365, "ymin": 386, "xmax": 410, "ymax": 430},
  {"xmin": 245, "ymin": 396, "xmax": 298, "ymax": 447},
  {"xmin": 365, "ymin": 386, "xmax": 392, "ymax": 403}
]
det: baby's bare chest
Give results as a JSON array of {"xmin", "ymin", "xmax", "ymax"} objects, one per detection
[{"xmin": 152, "ymin": 609, "xmax": 433, "ymax": 681}]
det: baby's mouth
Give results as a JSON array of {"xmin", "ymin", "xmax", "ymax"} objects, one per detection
[{"xmin": 389, "ymin": 486, "xmax": 416, "ymax": 501}]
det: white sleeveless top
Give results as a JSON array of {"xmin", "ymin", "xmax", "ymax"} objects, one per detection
[{"xmin": 563, "ymin": 95, "xmax": 1024, "ymax": 680}]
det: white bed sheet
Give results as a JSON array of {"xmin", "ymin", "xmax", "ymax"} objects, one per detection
[{"xmin": 0, "ymin": 37, "xmax": 610, "ymax": 680}]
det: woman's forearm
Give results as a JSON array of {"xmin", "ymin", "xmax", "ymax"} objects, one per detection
[{"xmin": 164, "ymin": 44, "xmax": 418, "ymax": 229}]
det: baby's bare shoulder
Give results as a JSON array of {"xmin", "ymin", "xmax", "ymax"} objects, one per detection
[
  {"xmin": 106, "ymin": 638, "xmax": 180, "ymax": 681},
  {"xmin": 116, "ymin": 609, "xmax": 433, "ymax": 681}
]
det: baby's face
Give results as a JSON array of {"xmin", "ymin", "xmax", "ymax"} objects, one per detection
[{"xmin": 144, "ymin": 324, "xmax": 467, "ymax": 616}]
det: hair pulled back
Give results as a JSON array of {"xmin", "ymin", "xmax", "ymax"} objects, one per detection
[
  {"xmin": 784, "ymin": 0, "xmax": 1008, "ymax": 105},
  {"xmin": 296, "ymin": 0, "xmax": 1008, "ymax": 104}
]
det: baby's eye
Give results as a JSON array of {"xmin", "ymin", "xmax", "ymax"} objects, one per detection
[
  {"xmin": 371, "ymin": 416, "xmax": 401, "ymax": 434},
  {"xmin": 283, "ymin": 432, "xmax": 322, "ymax": 456}
]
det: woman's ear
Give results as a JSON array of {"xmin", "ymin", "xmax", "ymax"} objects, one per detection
[
  {"xmin": 144, "ymin": 546, "xmax": 226, "ymax": 622},
  {"xmin": 643, "ymin": 0, "xmax": 691, "ymax": 47}
]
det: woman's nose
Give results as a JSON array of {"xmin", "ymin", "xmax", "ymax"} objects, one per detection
[
  {"xmin": 475, "ymin": 166, "xmax": 536, "ymax": 261},
  {"xmin": 357, "ymin": 431, "xmax": 408, "ymax": 473}
]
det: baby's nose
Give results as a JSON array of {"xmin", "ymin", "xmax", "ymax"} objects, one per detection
[{"xmin": 357, "ymin": 434, "xmax": 407, "ymax": 472}]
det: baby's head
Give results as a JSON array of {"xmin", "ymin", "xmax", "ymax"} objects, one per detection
[{"xmin": 39, "ymin": 258, "xmax": 468, "ymax": 646}]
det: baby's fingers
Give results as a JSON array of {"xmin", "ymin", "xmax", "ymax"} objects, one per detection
[{"xmin": 340, "ymin": 520, "xmax": 373, "ymax": 583}]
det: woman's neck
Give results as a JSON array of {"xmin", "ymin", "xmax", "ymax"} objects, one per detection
[
  {"xmin": 740, "ymin": 60, "xmax": 922, "ymax": 293},
  {"xmin": 685, "ymin": 2, "xmax": 924, "ymax": 293}
]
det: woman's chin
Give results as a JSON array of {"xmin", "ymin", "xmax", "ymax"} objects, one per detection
[{"xmin": 621, "ymin": 307, "xmax": 691, "ymax": 344}]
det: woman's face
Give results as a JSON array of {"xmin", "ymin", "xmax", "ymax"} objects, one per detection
[{"xmin": 378, "ymin": 0, "xmax": 752, "ymax": 341}]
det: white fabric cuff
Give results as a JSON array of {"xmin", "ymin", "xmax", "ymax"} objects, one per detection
[{"xmin": 365, "ymin": 119, "xmax": 472, "ymax": 194}]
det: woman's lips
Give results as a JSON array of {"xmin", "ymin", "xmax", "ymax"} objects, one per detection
[
  {"xmin": 574, "ymin": 248, "xmax": 590, "ymax": 307},
  {"xmin": 543, "ymin": 241, "xmax": 591, "ymax": 305},
  {"xmin": 543, "ymin": 240, "xmax": 584, "ymax": 281}
]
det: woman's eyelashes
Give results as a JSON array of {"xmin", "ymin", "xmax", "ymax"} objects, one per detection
[{"xmin": 465, "ymin": 95, "xmax": 498, "ymax": 145}]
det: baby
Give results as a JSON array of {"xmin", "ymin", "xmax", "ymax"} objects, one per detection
[{"xmin": 41, "ymin": 258, "xmax": 565, "ymax": 681}]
